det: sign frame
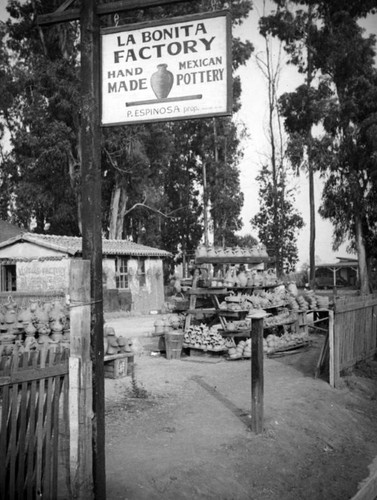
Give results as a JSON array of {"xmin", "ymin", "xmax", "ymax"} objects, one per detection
[{"xmin": 100, "ymin": 10, "xmax": 232, "ymax": 126}]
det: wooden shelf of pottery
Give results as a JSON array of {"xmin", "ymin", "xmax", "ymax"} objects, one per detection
[{"xmin": 184, "ymin": 281, "xmax": 292, "ymax": 337}]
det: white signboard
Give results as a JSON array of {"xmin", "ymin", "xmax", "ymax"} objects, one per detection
[
  {"xmin": 17, "ymin": 259, "xmax": 69, "ymax": 292},
  {"xmin": 101, "ymin": 11, "xmax": 231, "ymax": 126}
]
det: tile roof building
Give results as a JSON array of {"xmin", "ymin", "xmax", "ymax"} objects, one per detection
[{"xmin": 0, "ymin": 232, "xmax": 171, "ymax": 314}]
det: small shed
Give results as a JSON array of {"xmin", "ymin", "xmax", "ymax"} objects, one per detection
[
  {"xmin": 0, "ymin": 233, "xmax": 171, "ymax": 313},
  {"xmin": 313, "ymin": 258, "xmax": 358, "ymax": 289}
]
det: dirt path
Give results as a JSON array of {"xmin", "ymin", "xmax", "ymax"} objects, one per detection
[{"xmin": 103, "ymin": 327, "xmax": 377, "ymax": 500}]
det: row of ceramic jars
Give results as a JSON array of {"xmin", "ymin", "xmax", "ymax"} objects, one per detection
[{"xmin": 196, "ymin": 245, "xmax": 268, "ymax": 259}]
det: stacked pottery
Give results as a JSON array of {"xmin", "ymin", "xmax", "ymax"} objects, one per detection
[
  {"xmin": 243, "ymin": 339, "xmax": 252, "ymax": 358},
  {"xmin": 227, "ymin": 347, "xmax": 239, "ymax": 359},
  {"xmin": 118, "ymin": 336, "xmax": 132, "ymax": 353},
  {"xmin": 2, "ymin": 299, "xmax": 18, "ymax": 345},
  {"xmin": 35, "ymin": 305, "xmax": 51, "ymax": 348},
  {"xmin": 106, "ymin": 328, "xmax": 119, "ymax": 355},
  {"xmin": 49, "ymin": 302, "xmax": 66, "ymax": 342},
  {"xmin": 236, "ymin": 341, "xmax": 246, "ymax": 357}
]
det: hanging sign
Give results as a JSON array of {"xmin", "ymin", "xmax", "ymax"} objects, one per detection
[{"xmin": 101, "ymin": 11, "xmax": 231, "ymax": 126}]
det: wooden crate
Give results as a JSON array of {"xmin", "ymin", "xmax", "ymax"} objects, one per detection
[{"xmin": 104, "ymin": 353, "xmax": 134, "ymax": 379}]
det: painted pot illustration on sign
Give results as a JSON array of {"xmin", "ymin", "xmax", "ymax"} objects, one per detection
[{"xmin": 150, "ymin": 64, "xmax": 174, "ymax": 99}]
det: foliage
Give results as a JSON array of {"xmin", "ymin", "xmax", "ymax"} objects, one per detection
[
  {"xmin": 0, "ymin": 0, "xmax": 81, "ymax": 233},
  {"xmin": 0, "ymin": 0, "xmax": 254, "ymax": 259},
  {"xmin": 259, "ymin": 0, "xmax": 377, "ymax": 292},
  {"xmin": 251, "ymin": 8, "xmax": 304, "ymax": 276},
  {"xmin": 251, "ymin": 164, "xmax": 304, "ymax": 272},
  {"xmin": 235, "ymin": 233, "xmax": 259, "ymax": 247}
]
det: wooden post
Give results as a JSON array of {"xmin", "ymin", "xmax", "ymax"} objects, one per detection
[
  {"xmin": 80, "ymin": 1, "xmax": 106, "ymax": 498},
  {"xmin": 251, "ymin": 317, "xmax": 264, "ymax": 433},
  {"xmin": 69, "ymin": 260, "xmax": 94, "ymax": 499},
  {"xmin": 328, "ymin": 309, "xmax": 339, "ymax": 388}
]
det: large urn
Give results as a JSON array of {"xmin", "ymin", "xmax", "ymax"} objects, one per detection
[{"xmin": 150, "ymin": 64, "xmax": 174, "ymax": 99}]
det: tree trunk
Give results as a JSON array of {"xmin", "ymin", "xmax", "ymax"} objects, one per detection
[
  {"xmin": 355, "ymin": 213, "xmax": 370, "ymax": 295},
  {"xmin": 108, "ymin": 185, "xmax": 121, "ymax": 239},
  {"xmin": 308, "ymin": 158, "xmax": 316, "ymax": 288},
  {"xmin": 115, "ymin": 187, "xmax": 128, "ymax": 239},
  {"xmin": 68, "ymin": 150, "xmax": 82, "ymax": 234},
  {"xmin": 307, "ymin": 4, "xmax": 316, "ymax": 289}
]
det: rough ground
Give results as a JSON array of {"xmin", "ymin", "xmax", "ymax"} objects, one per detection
[{"xmin": 104, "ymin": 315, "xmax": 377, "ymax": 500}]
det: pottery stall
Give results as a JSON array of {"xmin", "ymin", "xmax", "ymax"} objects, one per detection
[{"xmin": 177, "ymin": 245, "xmax": 330, "ymax": 360}]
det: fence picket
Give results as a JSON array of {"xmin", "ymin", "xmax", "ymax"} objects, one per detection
[
  {"xmin": 42, "ymin": 350, "xmax": 55, "ymax": 499},
  {"xmin": 16, "ymin": 352, "xmax": 30, "ymax": 499},
  {"xmin": 25, "ymin": 352, "xmax": 38, "ymax": 500},
  {"xmin": 9, "ymin": 352, "xmax": 21, "ymax": 499}
]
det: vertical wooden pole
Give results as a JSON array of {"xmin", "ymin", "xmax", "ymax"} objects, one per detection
[
  {"xmin": 80, "ymin": 1, "xmax": 106, "ymax": 498},
  {"xmin": 69, "ymin": 260, "xmax": 94, "ymax": 499},
  {"xmin": 251, "ymin": 317, "xmax": 264, "ymax": 434},
  {"xmin": 328, "ymin": 309, "xmax": 338, "ymax": 388}
]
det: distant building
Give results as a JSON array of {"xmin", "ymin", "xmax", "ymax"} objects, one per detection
[
  {"xmin": 313, "ymin": 258, "xmax": 358, "ymax": 289},
  {"xmin": 0, "ymin": 233, "xmax": 171, "ymax": 313}
]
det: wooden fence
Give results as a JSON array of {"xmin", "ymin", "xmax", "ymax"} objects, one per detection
[
  {"xmin": 0, "ymin": 347, "xmax": 69, "ymax": 500},
  {"xmin": 330, "ymin": 294, "xmax": 377, "ymax": 387},
  {"xmin": 0, "ymin": 260, "xmax": 93, "ymax": 499}
]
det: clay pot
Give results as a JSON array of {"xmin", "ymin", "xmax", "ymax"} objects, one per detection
[
  {"xmin": 196, "ymin": 246, "xmax": 207, "ymax": 258},
  {"xmin": 107, "ymin": 337, "xmax": 119, "ymax": 355},
  {"xmin": 150, "ymin": 64, "xmax": 174, "ymax": 99},
  {"xmin": 4, "ymin": 300, "xmax": 17, "ymax": 324},
  {"xmin": 224, "ymin": 269, "xmax": 235, "ymax": 286},
  {"xmin": 287, "ymin": 282, "xmax": 298, "ymax": 297},
  {"xmin": 50, "ymin": 331, "xmax": 64, "ymax": 342},
  {"xmin": 207, "ymin": 247, "xmax": 217, "ymax": 258},
  {"xmin": 238, "ymin": 271, "xmax": 248, "ymax": 287},
  {"xmin": 25, "ymin": 321, "xmax": 37, "ymax": 337},
  {"xmin": 154, "ymin": 319, "xmax": 164, "ymax": 335},
  {"xmin": 37, "ymin": 334, "xmax": 50, "ymax": 347}
]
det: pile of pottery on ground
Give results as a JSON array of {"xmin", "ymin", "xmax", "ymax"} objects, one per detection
[{"xmin": 0, "ymin": 298, "xmax": 70, "ymax": 355}]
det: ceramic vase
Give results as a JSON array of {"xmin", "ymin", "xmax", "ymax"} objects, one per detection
[
  {"xmin": 151, "ymin": 64, "xmax": 174, "ymax": 99},
  {"xmin": 238, "ymin": 271, "xmax": 248, "ymax": 287}
]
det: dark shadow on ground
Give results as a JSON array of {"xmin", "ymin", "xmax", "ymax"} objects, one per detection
[
  {"xmin": 269, "ymin": 333, "xmax": 329, "ymax": 381},
  {"xmin": 190, "ymin": 375, "xmax": 252, "ymax": 428}
]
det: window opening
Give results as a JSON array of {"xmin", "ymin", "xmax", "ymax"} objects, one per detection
[
  {"xmin": 138, "ymin": 258, "xmax": 146, "ymax": 287},
  {"xmin": 116, "ymin": 257, "xmax": 128, "ymax": 289},
  {"xmin": 0, "ymin": 264, "xmax": 17, "ymax": 292}
]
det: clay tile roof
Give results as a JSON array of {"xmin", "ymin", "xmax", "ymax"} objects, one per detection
[{"xmin": 22, "ymin": 233, "xmax": 171, "ymax": 258}]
